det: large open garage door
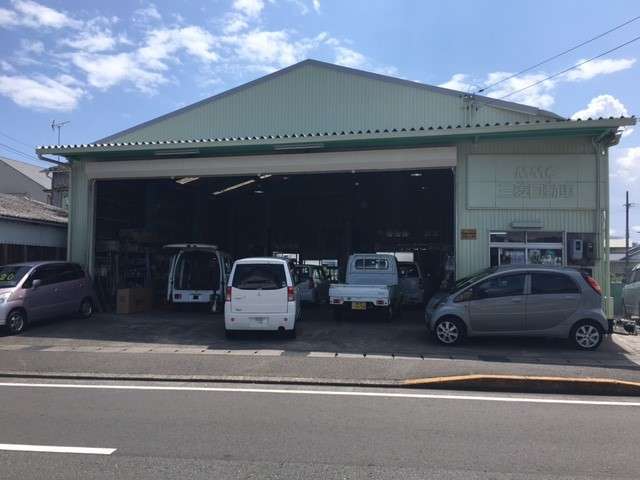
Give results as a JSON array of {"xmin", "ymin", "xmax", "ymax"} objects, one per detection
[{"xmin": 90, "ymin": 147, "xmax": 456, "ymax": 310}]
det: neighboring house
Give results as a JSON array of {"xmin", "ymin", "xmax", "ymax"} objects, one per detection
[
  {"xmin": 44, "ymin": 164, "xmax": 70, "ymax": 210},
  {"xmin": 0, "ymin": 156, "xmax": 51, "ymax": 203},
  {"xmin": 611, "ymin": 237, "xmax": 640, "ymax": 282},
  {"xmin": 0, "ymin": 193, "xmax": 67, "ymax": 265}
]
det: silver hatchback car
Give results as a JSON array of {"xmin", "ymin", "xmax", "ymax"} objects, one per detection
[
  {"xmin": 426, "ymin": 266, "xmax": 610, "ymax": 350},
  {"xmin": 0, "ymin": 261, "xmax": 95, "ymax": 335}
]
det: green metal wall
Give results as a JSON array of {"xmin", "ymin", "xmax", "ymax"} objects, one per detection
[
  {"xmin": 455, "ymin": 135, "xmax": 611, "ymax": 310},
  {"xmin": 108, "ymin": 62, "xmax": 557, "ymax": 143}
]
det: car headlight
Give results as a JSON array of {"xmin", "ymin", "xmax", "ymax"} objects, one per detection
[{"xmin": 0, "ymin": 293, "xmax": 10, "ymax": 304}]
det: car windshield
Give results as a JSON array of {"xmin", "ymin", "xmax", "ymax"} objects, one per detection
[
  {"xmin": 233, "ymin": 264, "xmax": 287, "ymax": 290},
  {"xmin": 449, "ymin": 267, "xmax": 497, "ymax": 292},
  {"xmin": 0, "ymin": 265, "xmax": 31, "ymax": 288}
]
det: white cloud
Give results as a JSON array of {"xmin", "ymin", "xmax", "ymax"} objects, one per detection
[
  {"xmin": 0, "ymin": 60, "xmax": 15, "ymax": 72},
  {"xmin": 439, "ymin": 71, "xmax": 555, "ymax": 109},
  {"xmin": 612, "ymin": 146, "xmax": 640, "ymax": 185},
  {"xmin": 571, "ymin": 94, "xmax": 629, "ymax": 120},
  {"xmin": 233, "ymin": 0, "xmax": 264, "ymax": 18},
  {"xmin": 334, "ymin": 46, "xmax": 366, "ymax": 68},
  {"xmin": 19, "ymin": 38, "xmax": 44, "ymax": 54},
  {"xmin": 312, "ymin": 0, "xmax": 320, "ymax": 12},
  {"xmin": 231, "ymin": 30, "xmax": 311, "ymax": 67},
  {"xmin": 138, "ymin": 26, "xmax": 219, "ymax": 69},
  {"xmin": 0, "ymin": 0, "xmax": 81, "ymax": 29},
  {"xmin": 62, "ymin": 30, "xmax": 118, "ymax": 52},
  {"xmin": 134, "ymin": 3, "xmax": 162, "ymax": 22},
  {"xmin": 565, "ymin": 58, "xmax": 636, "ymax": 81},
  {"xmin": 0, "ymin": 74, "xmax": 84, "ymax": 110},
  {"xmin": 633, "ymin": 226, "xmax": 640, "ymax": 233},
  {"xmin": 223, "ymin": 13, "xmax": 249, "ymax": 34}
]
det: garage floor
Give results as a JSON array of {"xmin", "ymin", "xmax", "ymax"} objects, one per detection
[{"xmin": 2, "ymin": 306, "xmax": 638, "ymax": 367}]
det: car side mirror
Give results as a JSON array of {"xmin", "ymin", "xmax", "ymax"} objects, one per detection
[
  {"xmin": 32, "ymin": 279, "xmax": 42, "ymax": 289},
  {"xmin": 454, "ymin": 289, "xmax": 473, "ymax": 302}
]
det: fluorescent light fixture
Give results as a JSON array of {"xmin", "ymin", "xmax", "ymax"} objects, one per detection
[
  {"xmin": 254, "ymin": 188, "xmax": 265, "ymax": 194},
  {"xmin": 212, "ymin": 179, "xmax": 255, "ymax": 196},
  {"xmin": 273, "ymin": 143, "xmax": 324, "ymax": 151},
  {"xmin": 175, "ymin": 177, "xmax": 199, "ymax": 185},
  {"xmin": 259, "ymin": 174, "xmax": 272, "ymax": 179},
  {"xmin": 410, "ymin": 172, "xmax": 423, "ymax": 177},
  {"xmin": 154, "ymin": 149, "xmax": 200, "ymax": 156}
]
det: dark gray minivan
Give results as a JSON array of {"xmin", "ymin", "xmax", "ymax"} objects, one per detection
[{"xmin": 0, "ymin": 261, "xmax": 95, "ymax": 335}]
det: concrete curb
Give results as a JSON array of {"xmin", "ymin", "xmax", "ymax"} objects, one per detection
[{"xmin": 1, "ymin": 370, "xmax": 640, "ymax": 396}]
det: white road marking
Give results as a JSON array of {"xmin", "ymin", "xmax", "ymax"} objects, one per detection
[
  {"xmin": 0, "ymin": 443, "xmax": 116, "ymax": 455},
  {"xmin": 0, "ymin": 381, "xmax": 639, "ymax": 407}
]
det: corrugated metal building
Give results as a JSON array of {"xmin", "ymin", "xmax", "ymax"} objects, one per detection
[{"xmin": 37, "ymin": 59, "xmax": 635, "ymax": 315}]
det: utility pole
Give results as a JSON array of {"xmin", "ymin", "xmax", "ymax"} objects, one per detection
[{"xmin": 624, "ymin": 191, "xmax": 637, "ymax": 283}]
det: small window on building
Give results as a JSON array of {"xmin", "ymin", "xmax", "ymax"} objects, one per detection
[
  {"xmin": 489, "ymin": 232, "xmax": 525, "ymax": 243},
  {"xmin": 490, "ymin": 231, "xmax": 564, "ymax": 267}
]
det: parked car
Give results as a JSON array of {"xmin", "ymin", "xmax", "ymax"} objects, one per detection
[
  {"xmin": 294, "ymin": 264, "xmax": 330, "ymax": 304},
  {"xmin": 165, "ymin": 244, "xmax": 232, "ymax": 313},
  {"xmin": 622, "ymin": 264, "xmax": 640, "ymax": 322},
  {"xmin": 0, "ymin": 261, "xmax": 95, "ymax": 335},
  {"xmin": 398, "ymin": 261, "xmax": 426, "ymax": 306},
  {"xmin": 224, "ymin": 257, "xmax": 300, "ymax": 338},
  {"xmin": 330, "ymin": 254, "xmax": 401, "ymax": 320},
  {"xmin": 425, "ymin": 265, "xmax": 610, "ymax": 350}
]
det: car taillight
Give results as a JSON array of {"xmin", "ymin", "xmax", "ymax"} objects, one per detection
[
  {"xmin": 226, "ymin": 287, "xmax": 232, "ymax": 301},
  {"xmin": 287, "ymin": 286, "xmax": 295, "ymax": 302},
  {"xmin": 585, "ymin": 276, "xmax": 602, "ymax": 295}
]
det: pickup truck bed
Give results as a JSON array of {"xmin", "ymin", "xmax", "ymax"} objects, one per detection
[{"xmin": 329, "ymin": 284, "xmax": 392, "ymax": 304}]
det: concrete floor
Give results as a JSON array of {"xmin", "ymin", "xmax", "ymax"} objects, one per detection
[{"xmin": 2, "ymin": 305, "xmax": 639, "ymax": 366}]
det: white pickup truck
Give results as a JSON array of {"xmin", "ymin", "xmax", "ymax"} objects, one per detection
[{"xmin": 329, "ymin": 254, "xmax": 400, "ymax": 320}]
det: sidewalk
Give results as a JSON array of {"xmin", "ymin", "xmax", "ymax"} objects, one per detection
[{"xmin": 0, "ymin": 309, "xmax": 639, "ymax": 386}]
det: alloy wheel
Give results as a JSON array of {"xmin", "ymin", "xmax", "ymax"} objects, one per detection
[
  {"xmin": 436, "ymin": 320, "xmax": 459, "ymax": 344},
  {"xmin": 7, "ymin": 311, "xmax": 25, "ymax": 334},
  {"xmin": 574, "ymin": 324, "xmax": 601, "ymax": 349}
]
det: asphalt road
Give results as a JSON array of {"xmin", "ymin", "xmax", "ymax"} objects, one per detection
[{"xmin": 0, "ymin": 380, "xmax": 639, "ymax": 479}]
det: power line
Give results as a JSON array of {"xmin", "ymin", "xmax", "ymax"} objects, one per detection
[
  {"xmin": 0, "ymin": 142, "xmax": 40, "ymax": 163},
  {"xmin": 477, "ymin": 13, "xmax": 640, "ymax": 94},
  {"xmin": 0, "ymin": 130, "xmax": 35, "ymax": 151},
  {"xmin": 498, "ymin": 33, "xmax": 640, "ymax": 101}
]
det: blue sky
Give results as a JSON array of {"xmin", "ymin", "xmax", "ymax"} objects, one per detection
[{"xmin": 0, "ymin": 0, "xmax": 639, "ymax": 240}]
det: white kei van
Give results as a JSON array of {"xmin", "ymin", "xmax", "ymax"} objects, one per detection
[
  {"xmin": 166, "ymin": 244, "xmax": 232, "ymax": 313},
  {"xmin": 224, "ymin": 257, "xmax": 300, "ymax": 338}
]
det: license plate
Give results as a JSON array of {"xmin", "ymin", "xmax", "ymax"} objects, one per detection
[
  {"xmin": 351, "ymin": 302, "xmax": 367, "ymax": 310},
  {"xmin": 250, "ymin": 317, "xmax": 268, "ymax": 324}
]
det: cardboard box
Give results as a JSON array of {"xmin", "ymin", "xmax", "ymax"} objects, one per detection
[{"xmin": 116, "ymin": 288, "xmax": 152, "ymax": 314}]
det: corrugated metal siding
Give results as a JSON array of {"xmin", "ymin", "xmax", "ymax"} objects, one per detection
[
  {"xmin": 0, "ymin": 218, "xmax": 66, "ymax": 247},
  {"xmin": 111, "ymin": 63, "xmax": 554, "ymax": 143},
  {"xmin": 455, "ymin": 135, "xmax": 611, "ymax": 300}
]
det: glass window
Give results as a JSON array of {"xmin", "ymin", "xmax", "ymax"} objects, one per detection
[
  {"xmin": 527, "ymin": 248, "xmax": 563, "ymax": 266},
  {"xmin": 0, "ymin": 265, "xmax": 31, "ymax": 288},
  {"xmin": 355, "ymin": 258, "xmax": 389, "ymax": 270},
  {"xmin": 499, "ymin": 248, "xmax": 526, "ymax": 265},
  {"xmin": 526, "ymin": 231, "xmax": 562, "ymax": 243},
  {"xmin": 489, "ymin": 231, "xmax": 525, "ymax": 243},
  {"xmin": 175, "ymin": 251, "xmax": 220, "ymax": 291},
  {"xmin": 473, "ymin": 274, "xmax": 526, "ymax": 299},
  {"xmin": 531, "ymin": 273, "xmax": 580, "ymax": 294},
  {"xmin": 232, "ymin": 264, "xmax": 287, "ymax": 290},
  {"xmin": 24, "ymin": 264, "xmax": 64, "ymax": 287},
  {"xmin": 294, "ymin": 266, "xmax": 311, "ymax": 281},
  {"xmin": 399, "ymin": 263, "xmax": 419, "ymax": 278}
]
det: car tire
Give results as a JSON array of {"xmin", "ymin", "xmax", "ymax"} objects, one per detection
[
  {"xmin": 433, "ymin": 317, "xmax": 465, "ymax": 346},
  {"xmin": 79, "ymin": 297, "xmax": 94, "ymax": 319},
  {"xmin": 6, "ymin": 309, "xmax": 27, "ymax": 335},
  {"xmin": 571, "ymin": 320, "xmax": 604, "ymax": 350}
]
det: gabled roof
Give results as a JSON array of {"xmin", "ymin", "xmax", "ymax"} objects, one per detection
[
  {"xmin": 0, "ymin": 157, "xmax": 50, "ymax": 189},
  {"xmin": 0, "ymin": 193, "xmax": 67, "ymax": 225},
  {"xmin": 96, "ymin": 59, "xmax": 566, "ymax": 144}
]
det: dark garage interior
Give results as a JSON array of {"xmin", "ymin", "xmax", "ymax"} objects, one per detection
[{"xmin": 94, "ymin": 168, "xmax": 455, "ymax": 311}]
